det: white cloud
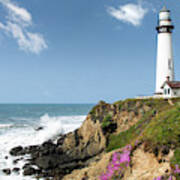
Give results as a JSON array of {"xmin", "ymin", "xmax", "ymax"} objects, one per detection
[
  {"xmin": 6, "ymin": 3, "xmax": 32, "ymax": 24},
  {"xmin": 0, "ymin": 0, "xmax": 47, "ymax": 54},
  {"xmin": 107, "ymin": 3, "xmax": 148, "ymax": 26},
  {"xmin": 0, "ymin": 22, "xmax": 47, "ymax": 53}
]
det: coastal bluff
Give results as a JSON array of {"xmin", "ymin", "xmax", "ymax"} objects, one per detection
[{"xmin": 4, "ymin": 98, "xmax": 180, "ymax": 179}]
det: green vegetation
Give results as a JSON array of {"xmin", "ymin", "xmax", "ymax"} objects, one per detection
[
  {"xmin": 106, "ymin": 109, "xmax": 156, "ymax": 152},
  {"xmin": 89, "ymin": 105, "xmax": 98, "ymax": 115},
  {"xmin": 171, "ymin": 148, "xmax": 180, "ymax": 166},
  {"xmin": 102, "ymin": 114, "xmax": 112, "ymax": 129},
  {"xmin": 106, "ymin": 98, "xmax": 180, "ymax": 167},
  {"xmin": 142, "ymin": 106, "xmax": 180, "ymax": 147}
]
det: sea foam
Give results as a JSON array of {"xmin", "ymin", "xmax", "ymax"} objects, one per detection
[{"xmin": 0, "ymin": 114, "xmax": 85, "ymax": 180}]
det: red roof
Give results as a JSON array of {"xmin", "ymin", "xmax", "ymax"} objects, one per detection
[{"xmin": 162, "ymin": 81, "xmax": 180, "ymax": 89}]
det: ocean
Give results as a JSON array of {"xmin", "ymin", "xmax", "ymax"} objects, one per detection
[{"xmin": 0, "ymin": 104, "xmax": 93, "ymax": 180}]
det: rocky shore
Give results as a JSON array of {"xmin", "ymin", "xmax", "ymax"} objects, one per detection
[{"xmin": 3, "ymin": 98, "xmax": 180, "ymax": 179}]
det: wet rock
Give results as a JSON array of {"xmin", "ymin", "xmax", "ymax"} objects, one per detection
[
  {"xmin": 12, "ymin": 167, "xmax": 20, "ymax": 174},
  {"xmin": 42, "ymin": 140, "xmax": 55, "ymax": 148},
  {"xmin": 55, "ymin": 147, "xmax": 63, "ymax": 155},
  {"xmin": 23, "ymin": 163, "xmax": 32, "ymax": 170},
  {"xmin": 13, "ymin": 157, "xmax": 24, "ymax": 164},
  {"xmin": 35, "ymin": 155, "xmax": 61, "ymax": 170},
  {"xmin": 24, "ymin": 145, "xmax": 40, "ymax": 154},
  {"xmin": 23, "ymin": 166, "xmax": 37, "ymax": 176},
  {"xmin": 10, "ymin": 146, "xmax": 24, "ymax": 156},
  {"xmin": 4, "ymin": 156, "xmax": 8, "ymax": 159},
  {"xmin": 57, "ymin": 135, "xmax": 66, "ymax": 145},
  {"xmin": 2, "ymin": 168, "xmax": 11, "ymax": 175},
  {"xmin": 35, "ymin": 127, "xmax": 43, "ymax": 131}
]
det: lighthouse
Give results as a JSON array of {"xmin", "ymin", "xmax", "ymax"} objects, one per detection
[{"xmin": 155, "ymin": 7, "xmax": 174, "ymax": 94}]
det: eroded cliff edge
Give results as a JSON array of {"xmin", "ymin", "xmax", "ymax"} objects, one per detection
[{"xmin": 5, "ymin": 98, "xmax": 180, "ymax": 179}]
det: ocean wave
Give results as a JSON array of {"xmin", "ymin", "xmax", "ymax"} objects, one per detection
[
  {"xmin": 0, "ymin": 114, "xmax": 86, "ymax": 180},
  {"xmin": 36, "ymin": 114, "xmax": 86, "ymax": 142},
  {"xmin": 0, "ymin": 124, "xmax": 13, "ymax": 129}
]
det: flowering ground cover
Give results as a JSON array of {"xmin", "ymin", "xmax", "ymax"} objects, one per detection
[
  {"xmin": 100, "ymin": 145, "xmax": 132, "ymax": 180},
  {"xmin": 104, "ymin": 98, "xmax": 180, "ymax": 179}
]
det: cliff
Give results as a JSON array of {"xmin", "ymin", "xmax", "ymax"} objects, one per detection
[{"xmin": 5, "ymin": 98, "xmax": 180, "ymax": 180}]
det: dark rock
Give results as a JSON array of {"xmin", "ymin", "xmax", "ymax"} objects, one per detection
[
  {"xmin": 13, "ymin": 157, "xmax": 24, "ymax": 164},
  {"xmin": 35, "ymin": 127, "xmax": 43, "ymax": 131},
  {"xmin": 10, "ymin": 146, "xmax": 24, "ymax": 156},
  {"xmin": 22, "ymin": 163, "xmax": 31, "ymax": 170},
  {"xmin": 55, "ymin": 147, "xmax": 63, "ymax": 155},
  {"xmin": 74, "ymin": 130, "xmax": 80, "ymax": 147},
  {"xmin": 82, "ymin": 172, "xmax": 88, "ymax": 180},
  {"xmin": 102, "ymin": 122, "xmax": 117, "ymax": 135},
  {"xmin": 161, "ymin": 146, "xmax": 170, "ymax": 155},
  {"xmin": 58, "ymin": 161, "xmax": 84, "ymax": 171},
  {"xmin": 42, "ymin": 140, "xmax": 54, "ymax": 147},
  {"xmin": 23, "ymin": 166, "xmax": 37, "ymax": 176},
  {"xmin": 31, "ymin": 151, "xmax": 40, "ymax": 159},
  {"xmin": 12, "ymin": 167, "xmax": 20, "ymax": 173},
  {"xmin": 2, "ymin": 168, "xmax": 11, "ymax": 175},
  {"xmin": 35, "ymin": 155, "xmax": 61, "ymax": 170},
  {"xmin": 4, "ymin": 156, "xmax": 8, "ymax": 159},
  {"xmin": 57, "ymin": 135, "xmax": 66, "ymax": 145},
  {"xmin": 24, "ymin": 145, "xmax": 40, "ymax": 154},
  {"xmin": 152, "ymin": 146, "xmax": 159, "ymax": 157}
]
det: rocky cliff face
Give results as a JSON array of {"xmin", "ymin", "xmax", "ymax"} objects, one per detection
[{"xmin": 4, "ymin": 98, "xmax": 180, "ymax": 180}]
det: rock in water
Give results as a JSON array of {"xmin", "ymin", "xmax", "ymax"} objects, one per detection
[
  {"xmin": 23, "ymin": 166, "xmax": 37, "ymax": 176},
  {"xmin": 2, "ymin": 168, "xmax": 11, "ymax": 175},
  {"xmin": 10, "ymin": 146, "xmax": 24, "ymax": 156},
  {"xmin": 12, "ymin": 167, "xmax": 20, "ymax": 174}
]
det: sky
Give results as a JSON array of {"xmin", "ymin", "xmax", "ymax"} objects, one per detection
[{"xmin": 0, "ymin": 0, "xmax": 180, "ymax": 103}]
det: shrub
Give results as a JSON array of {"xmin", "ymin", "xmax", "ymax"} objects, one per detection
[{"xmin": 102, "ymin": 114, "xmax": 112, "ymax": 129}]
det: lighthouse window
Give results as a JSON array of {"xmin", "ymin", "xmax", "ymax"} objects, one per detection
[
  {"xmin": 164, "ymin": 89, "xmax": 167, "ymax": 94},
  {"xmin": 168, "ymin": 59, "xmax": 172, "ymax": 69},
  {"xmin": 160, "ymin": 27, "xmax": 167, "ymax": 33},
  {"xmin": 168, "ymin": 88, "xmax": 170, "ymax": 94}
]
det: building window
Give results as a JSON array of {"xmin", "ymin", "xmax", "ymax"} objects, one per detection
[
  {"xmin": 164, "ymin": 89, "xmax": 167, "ymax": 95},
  {"xmin": 168, "ymin": 59, "xmax": 172, "ymax": 70},
  {"xmin": 168, "ymin": 89, "xmax": 170, "ymax": 94}
]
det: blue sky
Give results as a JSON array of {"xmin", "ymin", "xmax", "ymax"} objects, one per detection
[{"xmin": 0, "ymin": 0, "xmax": 180, "ymax": 103}]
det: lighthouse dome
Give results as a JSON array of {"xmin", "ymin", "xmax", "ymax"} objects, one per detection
[
  {"xmin": 159, "ymin": 7, "xmax": 172, "ymax": 26},
  {"xmin": 159, "ymin": 7, "xmax": 171, "ymax": 21}
]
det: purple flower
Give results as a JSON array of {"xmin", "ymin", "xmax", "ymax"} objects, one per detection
[
  {"xmin": 100, "ymin": 144, "xmax": 132, "ymax": 180},
  {"xmin": 174, "ymin": 164, "xmax": 180, "ymax": 174},
  {"xmin": 154, "ymin": 177, "xmax": 162, "ymax": 180},
  {"xmin": 168, "ymin": 175, "xmax": 173, "ymax": 180},
  {"xmin": 99, "ymin": 173, "xmax": 107, "ymax": 180},
  {"xmin": 120, "ymin": 152, "xmax": 130, "ymax": 163},
  {"xmin": 135, "ymin": 140, "xmax": 139, "ymax": 146}
]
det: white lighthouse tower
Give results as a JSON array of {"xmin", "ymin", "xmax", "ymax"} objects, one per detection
[{"xmin": 155, "ymin": 7, "xmax": 174, "ymax": 94}]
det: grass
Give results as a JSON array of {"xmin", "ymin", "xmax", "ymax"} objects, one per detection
[
  {"xmin": 88, "ymin": 97, "xmax": 180, "ymax": 167},
  {"xmin": 102, "ymin": 114, "xmax": 112, "ymax": 129},
  {"xmin": 106, "ymin": 98, "xmax": 180, "ymax": 167},
  {"xmin": 106, "ymin": 109, "xmax": 156, "ymax": 152},
  {"xmin": 171, "ymin": 148, "xmax": 180, "ymax": 166},
  {"xmin": 142, "ymin": 105, "xmax": 180, "ymax": 147}
]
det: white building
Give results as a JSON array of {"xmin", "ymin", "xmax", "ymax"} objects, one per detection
[
  {"xmin": 155, "ymin": 7, "xmax": 180, "ymax": 98},
  {"xmin": 161, "ymin": 77, "xmax": 180, "ymax": 98}
]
